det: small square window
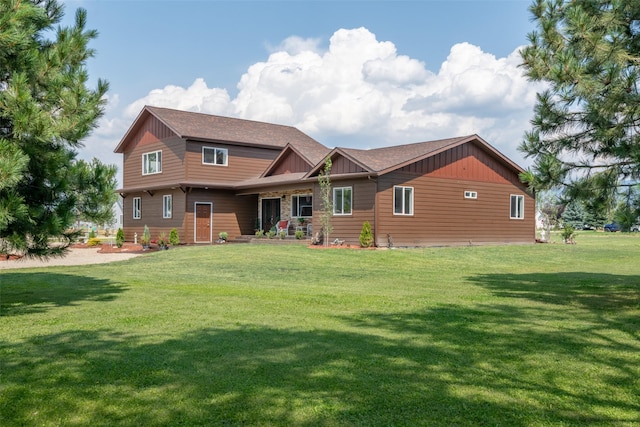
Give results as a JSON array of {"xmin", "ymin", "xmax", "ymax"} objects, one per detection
[
  {"xmin": 464, "ymin": 191, "xmax": 478, "ymax": 199},
  {"xmin": 142, "ymin": 151, "xmax": 162, "ymax": 175},
  {"xmin": 333, "ymin": 187, "xmax": 352, "ymax": 215},
  {"xmin": 203, "ymin": 147, "xmax": 228, "ymax": 166},
  {"xmin": 394, "ymin": 186, "xmax": 414, "ymax": 215}
]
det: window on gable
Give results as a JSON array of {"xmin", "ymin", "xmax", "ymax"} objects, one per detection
[
  {"xmin": 394, "ymin": 186, "xmax": 414, "ymax": 215},
  {"xmin": 133, "ymin": 197, "xmax": 141, "ymax": 219},
  {"xmin": 333, "ymin": 187, "xmax": 352, "ymax": 215},
  {"xmin": 202, "ymin": 146, "xmax": 228, "ymax": 166},
  {"xmin": 464, "ymin": 191, "xmax": 478, "ymax": 199},
  {"xmin": 163, "ymin": 195, "xmax": 172, "ymax": 219},
  {"xmin": 291, "ymin": 194, "xmax": 313, "ymax": 217},
  {"xmin": 510, "ymin": 194, "xmax": 524, "ymax": 219},
  {"xmin": 142, "ymin": 150, "xmax": 162, "ymax": 175}
]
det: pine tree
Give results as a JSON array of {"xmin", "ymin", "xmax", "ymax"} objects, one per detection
[
  {"xmin": 0, "ymin": 1, "xmax": 109, "ymax": 257},
  {"xmin": 519, "ymin": 0, "xmax": 640, "ymax": 202}
]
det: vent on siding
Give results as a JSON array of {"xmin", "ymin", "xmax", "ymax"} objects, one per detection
[{"xmin": 464, "ymin": 191, "xmax": 478, "ymax": 199}]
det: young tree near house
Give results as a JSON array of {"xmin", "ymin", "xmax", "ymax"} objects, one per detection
[
  {"xmin": 0, "ymin": 1, "xmax": 109, "ymax": 258},
  {"xmin": 519, "ymin": 0, "xmax": 640, "ymax": 203},
  {"xmin": 318, "ymin": 157, "xmax": 333, "ymax": 247}
]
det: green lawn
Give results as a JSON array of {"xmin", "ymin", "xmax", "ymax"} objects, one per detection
[{"xmin": 1, "ymin": 233, "xmax": 639, "ymax": 426}]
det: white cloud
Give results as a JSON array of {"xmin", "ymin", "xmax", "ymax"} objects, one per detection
[{"xmin": 82, "ymin": 27, "xmax": 543, "ymax": 186}]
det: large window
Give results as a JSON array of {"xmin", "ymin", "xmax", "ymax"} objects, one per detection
[
  {"xmin": 394, "ymin": 186, "xmax": 414, "ymax": 215},
  {"xmin": 291, "ymin": 194, "xmax": 313, "ymax": 217},
  {"xmin": 163, "ymin": 195, "xmax": 172, "ymax": 219},
  {"xmin": 510, "ymin": 194, "xmax": 524, "ymax": 219},
  {"xmin": 333, "ymin": 187, "xmax": 352, "ymax": 215},
  {"xmin": 133, "ymin": 197, "xmax": 141, "ymax": 219},
  {"xmin": 202, "ymin": 146, "xmax": 228, "ymax": 166},
  {"xmin": 142, "ymin": 150, "xmax": 162, "ymax": 175}
]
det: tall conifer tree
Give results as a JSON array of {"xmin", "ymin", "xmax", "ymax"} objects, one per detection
[
  {"xmin": 0, "ymin": 0, "xmax": 110, "ymax": 257},
  {"xmin": 520, "ymin": 0, "xmax": 640, "ymax": 202}
]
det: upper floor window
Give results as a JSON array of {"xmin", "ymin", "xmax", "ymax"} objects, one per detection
[
  {"xmin": 292, "ymin": 194, "xmax": 313, "ymax": 217},
  {"xmin": 163, "ymin": 195, "xmax": 172, "ymax": 219},
  {"xmin": 394, "ymin": 186, "xmax": 414, "ymax": 215},
  {"xmin": 202, "ymin": 146, "xmax": 228, "ymax": 166},
  {"xmin": 464, "ymin": 191, "xmax": 478, "ymax": 199},
  {"xmin": 510, "ymin": 194, "xmax": 524, "ymax": 219},
  {"xmin": 133, "ymin": 197, "xmax": 141, "ymax": 219},
  {"xmin": 143, "ymin": 150, "xmax": 162, "ymax": 175},
  {"xmin": 333, "ymin": 187, "xmax": 352, "ymax": 215}
]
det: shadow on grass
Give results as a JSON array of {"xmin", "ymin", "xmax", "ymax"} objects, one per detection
[
  {"xmin": 0, "ymin": 272, "xmax": 127, "ymax": 316},
  {"xmin": 468, "ymin": 271, "xmax": 640, "ymax": 312},
  {"xmin": 3, "ymin": 305, "xmax": 640, "ymax": 426}
]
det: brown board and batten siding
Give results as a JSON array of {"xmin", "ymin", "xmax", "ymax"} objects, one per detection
[
  {"xmin": 121, "ymin": 115, "xmax": 186, "ymax": 188},
  {"xmin": 185, "ymin": 141, "xmax": 280, "ymax": 184},
  {"xmin": 122, "ymin": 189, "xmax": 187, "ymax": 243},
  {"xmin": 269, "ymin": 151, "xmax": 313, "ymax": 175},
  {"xmin": 313, "ymin": 178, "xmax": 376, "ymax": 245},
  {"xmin": 184, "ymin": 189, "xmax": 258, "ymax": 243},
  {"xmin": 375, "ymin": 142, "xmax": 535, "ymax": 247}
]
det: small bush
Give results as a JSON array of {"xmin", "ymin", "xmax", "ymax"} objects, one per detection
[
  {"xmin": 87, "ymin": 237, "xmax": 101, "ymax": 247},
  {"xmin": 219, "ymin": 231, "xmax": 228, "ymax": 241},
  {"xmin": 295, "ymin": 230, "xmax": 305, "ymax": 240},
  {"xmin": 142, "ymin": 225, "xmax": 151, "ymax": 245},
  {"xmin": 278, "ymin": 230, "xmax": 287, "ymax": 239},
  {"xmin": 116, "ymin": 228, "xmax": 125, "ymax": 248},
  {"xmin": 169, "ymin": 228, "xmax": 180, "ymax": 246},
  {"xmin": 255, "ymin": 229, "xmax": 265, "ymax": 238},
  {"xmin": 561, "ymin": 224, "xmax": 576, "ymax": 244},
  {"xmin": 359, "ymin": 221, "xmax": 374, "ymax": 248},
  {"xmin": 88, "ymin": 229, "xmax": 96, "ymax": 239},
  {"xmin": 266, "ymin": 230, "xmax": 276, "ymax": 239}
]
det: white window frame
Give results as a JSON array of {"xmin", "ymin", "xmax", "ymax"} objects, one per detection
[
  {"xmin": 163, "ymin": 195, "xmax": 172, "ymax": 219},
  {"xmin": 333, "ymin": 187, "xmax": 352, "ymax": 215},
  {"xmin": 510, "ymin": 194, "xmax": 525, "ymax": 219},
  {"xmin": 291, "ymin": 194, "xmax": 313, "ymax": 217},
  {"xmin": 464, "ymin": 191, "xmax": 478, "ymax": 199},
  {"xmin": 133, "ymin": 197, "xmax": 141, "ymax": 219},
  {"xmin": 202, "ymin": 146, "xmax": 228, "ymax": 166},
  {"xmin": 393, "ymin": 186, "xmax": 414, "ymax": 215},
  {"xmin": 142, "ymin": 150, "xmax": 162, "ymax": 175}
]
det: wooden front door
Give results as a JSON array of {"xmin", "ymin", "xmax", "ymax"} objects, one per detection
[
  {"xmin": 195, "ymin": 203, "xmax": 212, "ymax": 243},
  {"xmin": 261, "ymin": 198, "xmax": 280, "ymax": 232}
]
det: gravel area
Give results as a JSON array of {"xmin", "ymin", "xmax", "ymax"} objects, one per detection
[{"xmin": 0, "ymin": 248, "xmax": 142, "ymax": 270}]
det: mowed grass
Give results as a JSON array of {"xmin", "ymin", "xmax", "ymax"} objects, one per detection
[{"xmin": 1, "ymin": 233, "xmax": 639, "ymax": 426}]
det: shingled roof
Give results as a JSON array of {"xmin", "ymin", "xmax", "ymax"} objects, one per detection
[
  {"xmin": 114, "ymin": 106, "xmax": 324, "ymax": 152},
  {"xmin": 308, "ymin": 134, "xmax": 524, "ymax": 177}
]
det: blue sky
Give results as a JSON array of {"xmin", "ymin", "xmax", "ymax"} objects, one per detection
[{"xmin": 60, "ymin": 0, "xmax": 540, "ymax": 184}]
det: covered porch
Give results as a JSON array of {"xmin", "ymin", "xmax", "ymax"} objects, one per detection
[{"xmin": 257, "ymin": 189, "xmax": 314, "ymax": 237}]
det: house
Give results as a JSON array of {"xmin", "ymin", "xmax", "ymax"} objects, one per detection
[{"xmin": 114, "ymin": 106, "xmax": 535, "ymax": 247}]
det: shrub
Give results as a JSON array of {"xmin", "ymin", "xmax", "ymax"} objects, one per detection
[
  {"xmin": 116, "ymin": 228, "xmax": 125, "ymax": 248},
  {"xmin": 218, "ymin": 231, "xmax": 228, "ymax": 241},
  {"xmin": 561, "ymin": 224, "xmax": 576, "ymax": 244},
  {"xmin": 278, "ymin": 230, "xmax": 287, "ymax": 239},
  {"xmin": 295, "ymin": 230, "xmax": 305, "ymax": 240},
  {"xmin": 142, "ymin": 225, "xmax": 151, "ymax": 245},
  {"xmin": 157, "ymin": 232, "xmax": 168, "ymax": 248},
  {"xmin": 359, "ymin": 221, "xmax": 374, "ymax": 248},
  {"xmin": 266, "ymin": 230, "xmax": 276, "ymax": 239},
  {"xmin": 88, "ymin": 229, "xmax": 96, "ymax": 239},
  {"xmin": 255, "ymin": 229, "xmax": 265, "ymax": 238},
  {"xmin": 169, "ymin": 228, "xmax": 180, "ymax": 246},
  {"xmin": 87, "ymin": 237, "xmax": 101, "ymax": 247}
]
